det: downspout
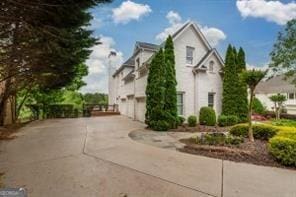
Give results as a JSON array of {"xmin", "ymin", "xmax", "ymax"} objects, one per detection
[{"xmin": 193, "ymin": 70, "xmax": 197, "ymax": 115}]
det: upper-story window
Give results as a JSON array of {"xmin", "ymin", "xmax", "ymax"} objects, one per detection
[
  {"xmin": 209, "ymin": 61, "xmax": 214, "ymax": 72},
  {"xmin": 186, "ymin": 46, "xmax": 194, "ymax": 65},
  {"xmin": 136, "ymin": 58, "xmax": 140, "ymax": 68}
]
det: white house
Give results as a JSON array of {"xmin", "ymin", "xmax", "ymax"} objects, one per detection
[
  {"xmin": 255, "ymin": 75, "xmax": 296, "ymax": 114},
  {"xmin": 108, "ymin": 21, "xmax": 224, "ymax": 122}
]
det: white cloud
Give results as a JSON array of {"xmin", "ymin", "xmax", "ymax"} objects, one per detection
[
  {"xmin": 247, "ymin": 63, "xmax": 268, "ymax": 70},
  {"xmin": 155, "ymin": 11, "xmax": 226, "ymax": 47},
  {"xmin": 112, "ymin": 0, "xmax": 152, "ymax": 24},
  {"xmin": 166, "ymin": 11, "xmax": 182, "ymax": 24},
  {"xmin": 236, "ymin": 0, "xmax": 296, "ymax": 25},
  {"xmin": 80, "ymin": 35, "xmax": 123, "ymax": 93}
]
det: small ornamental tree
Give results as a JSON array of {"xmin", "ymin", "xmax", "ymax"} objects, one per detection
[
  {"xmin": 164, "ymin": 36, "xmax": 178, "ymax": 128},
  {"xmin": 241, "ymin": 69, "xmax": 266, "ymax": 142},
  {"xmin": 269, "ymin": 94, "xmax": 287, "ymax": 120}
]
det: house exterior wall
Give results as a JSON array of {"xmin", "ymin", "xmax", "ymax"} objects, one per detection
[
  {"xmin": 109, "ymin": 22, "xmax": 224, "ymax": 122},
  {"xmin": 256, "ymin": 93, "xmax": 296, "ymax": 115},
  {"xmin": 196, "ymin": 55, "xmax": 223, "ymax": 116}
]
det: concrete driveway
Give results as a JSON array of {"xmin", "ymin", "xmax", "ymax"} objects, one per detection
[{"xmin": 0, "ymin": 116, "xmax": 295, "ymax": 197}]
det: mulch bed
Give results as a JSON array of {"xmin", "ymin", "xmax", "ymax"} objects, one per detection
[
  {"xmin": 170, "ymin": 124, "xmax": 230, "ymax": 133},
  {"xmin": 179, "ymin": 138, "xmax": 296, "ymax": 170}
]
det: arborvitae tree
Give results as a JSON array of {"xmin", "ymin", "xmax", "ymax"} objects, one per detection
[
  {"xmin": 164, "ymin": 36, "xmax": 178, "ymax": 128},
  {"xmin": 236, "ymin": 48, "xmax": 248, "ymax": 120},
  {"xmin": 222, "ymin": 45, "xmax": 239, "ymax": 116},
  {"xmin": 145, "ymin": 49, "xmax": 166, "ymax": 128}
]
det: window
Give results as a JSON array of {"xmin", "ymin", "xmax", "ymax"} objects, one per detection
[
  {"xmin": 209, "ymin": 61, "xmax": 214, "ymax": 72},
  {"xmin": 177, "ymin": 93, "xmax": 184, "ymax": 115},
  {"xmin": 186, "ymin": 46, "xmax": 194, "ymax": 65},
  {"xmin": 288, "ymin": 93, "xmax": 295, "ymax": 100},
  {"xmin": 208, "ymin": 93, "xmax": 215, "ymax": 108},
  {"xmin": 136, "ymin": 58, "xmax": 140, "ymax": 68}
]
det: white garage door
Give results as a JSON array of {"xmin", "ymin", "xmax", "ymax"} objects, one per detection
[
  {"xmin": 136, "ymin": 97, "xmax": 146, "ymax": 122},
  {"xmin": 120, "ymin": 99, "xmax": 127, "ymax": 116},
  {"xmin": 127, "ymin": 96, "xmax": 134, "ymax": 118}
]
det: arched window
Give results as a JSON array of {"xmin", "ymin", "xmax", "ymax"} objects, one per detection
[{"xmin": 209, "ymin": 61, "xmax": 214, "ymax": 72}]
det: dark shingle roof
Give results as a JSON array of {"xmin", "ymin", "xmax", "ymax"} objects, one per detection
[
  {"xmin": 136, "ymin": 41, "xmax": 159, "ymax": 51},
  {"xmin": 255, "ymin": 75, "xmax": 296, "ymax": 94}
]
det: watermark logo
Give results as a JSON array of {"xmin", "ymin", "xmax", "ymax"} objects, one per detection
[{"xmin": 0, "ymin": 188, "xmax": 26, "ymax": 197}]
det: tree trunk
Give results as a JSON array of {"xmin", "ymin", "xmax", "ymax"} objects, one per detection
[{"xmin": 248, "ymin": 89, "xmax": 255, "ymax": 142}]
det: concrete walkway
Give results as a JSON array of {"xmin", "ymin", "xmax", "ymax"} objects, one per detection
[{"xmin": 0, "ymin": 116, "xmax": 295, "ymax": 197}]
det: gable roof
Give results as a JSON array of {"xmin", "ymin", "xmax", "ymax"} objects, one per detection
[
  {"xmin": 172, "ymin": 21, "xmax": 212, "ymax": 51},
  {"xmin": 112, "ymin": 56, "xmax": 135, "ymax": 77},
  {"xmin": 255, "ymin": 75, "xmax": 296, "ymax": 94},
  {"xmin": 194, "ymin": 48, "xmax": 224, "ymax": 70}
]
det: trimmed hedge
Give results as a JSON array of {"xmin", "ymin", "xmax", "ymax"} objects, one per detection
[
  {"xmin": 198, "ymin": 133, "xmax": 243, "ymax": 146},
  {"xmin": 199, "ymin": 107, "xmax": 216, "ymax": 126},
  {"xmin": 268, "ymin": 136, "xmax": 296, "ymax": 166},
  {"xmin": 218, "ymin": 115, "xmax": 239, "ymax": 127},
  {"xmin": 229, "ymin": 124, "xmax": 278, "ymax": 140},
  {"xmin": 177, "ymin": 116, "xmax": 185, "ymax": 126},
  {"xmin": 150, "ymin": 120, "xmax": 170, "ymax": 131},
  {"xmin": 187, "ymin": 115, "xmax": 197, "ymax": 127}
]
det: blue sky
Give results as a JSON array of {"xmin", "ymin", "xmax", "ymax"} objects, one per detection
[{"xmin": 80, "ymin": 0, "xmax": 296, "ymax": 93}]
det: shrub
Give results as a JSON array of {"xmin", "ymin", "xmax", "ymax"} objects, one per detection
[
  {"xmin": 229, "ymin": 124, "xmax": 278, "ymax": 140},
  {"xmin": 218, "ymin": 115, "xmax": 239, "ymax": 127},
  {"xmin": 252, "ymin": 97, "xmax": 266, "ymax": 115},
  {"xmin": 187, "ymin": 115, "xmax": 197, "ymax": 127},
  {"xmin": 177, "ymin": 116, "xmax": 185, "ymax": 126},
  {"xmin": 197, "ymin": 133, "xmax": 243, "ymax": 146},
  {"xmin": 268, "ymin": 136, "xmax": 296, "ymax": 166},
  {"xmin": 271, "ymin": 119, "xmax": 296, "ymax": 127},
  {"xmin": 199, "ymin": 107, "xmax": 216, "ymax": 126},
  {"xmin": 150, "ymin": 120, "xmax": 170, "ymax": 131}
]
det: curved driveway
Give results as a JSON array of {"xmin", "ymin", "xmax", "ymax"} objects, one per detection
[{"xmin": 0, "ymin": 116, "xmax": 295, "ymax": 197}]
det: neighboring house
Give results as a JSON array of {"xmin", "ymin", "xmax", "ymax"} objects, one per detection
[
  {"xmin": 108, "ymin": 21, "xmax": 224, "ymax": 122},
  {"xmin": 255, "ymin": 75, "xmax": 296, "ymax": 114}
]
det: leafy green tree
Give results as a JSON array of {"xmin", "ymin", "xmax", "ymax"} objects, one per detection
[
  {"xmin": 83, "ymin": 93, "xmax": 108, "ymax": 105},
  {"xmin": 164, "ymin": 36, "xmax": 178, "ymax": 128},
  {"xmin": 236, "ymin": 47, "xmax": 248, "ymax": 120},
  {"xmin": 252, "ymin": 97, "xmax": 266, "ymax": 115},
  {"xmin": 269, "ymin": 94, "xmax": 287, "ymax": 120},
  {"xmin": 222, "ymin": 45, "xmax": 239, "ymax": 116},
  {"xmin": 145, "ymin": 49, "xmax": 167, "ymax": 129},
  {"xmin": 241, "ymin": 69, "xmax": 266, "ymax": 142},
  {"xmin": 270, "ymin": 19, "xmax": 296, "ymax": 82}
]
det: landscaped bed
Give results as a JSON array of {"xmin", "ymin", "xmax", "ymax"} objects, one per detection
[{"xmin": 178, "ymin": 123, "xmax": 296, "ymax": 170}]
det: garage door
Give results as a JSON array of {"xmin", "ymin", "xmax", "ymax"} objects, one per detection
[
  {"xmin": 127, "ymin": 96, "xmax": 134, "ymax": 118},
  {"xmin": 120, "ymin": 99, "xmax": 127, "ymax": 116},
  {"xmin": 135, "ymin": 97, "xmax": 146, "ymax": 122}
]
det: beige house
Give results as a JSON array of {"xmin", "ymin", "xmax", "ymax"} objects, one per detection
[{"xmin": 255, "ymin": 75, "xmax": 296, "ymax": 114}]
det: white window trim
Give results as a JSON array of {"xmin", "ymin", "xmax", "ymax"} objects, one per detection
[
  {"xmin": 186, "ymin": 46, "xmax": 194, "ymax": 65},
  {"xmin": 177, "ymin": 92, "xmax": 185, "ymax": 115}
]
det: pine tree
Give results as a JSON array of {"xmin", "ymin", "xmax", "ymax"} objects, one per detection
[
  {"xmin": 222, "ymin": 45, "xmax": 239, "ymax": 116},
  {"xmin": 145, "ymin": 49, "xmax": 166, "ymax": 128},
  {"xmin": 236, "ymin": 47, "xmax": 248, "ymax": 120},
  {"xmin": 164, "ymin": 36, "xmax": 178, "ymax": 128}
]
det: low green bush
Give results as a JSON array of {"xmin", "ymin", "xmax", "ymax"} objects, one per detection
[
  {"xmin": 199, "ymin": 107, "xmax": 216, "ymax": 126},
  {"xmin": 196, "ymin": 133, "xmax": 243, "ymax": 146},
  {"xmin": 177, "ymin": 116, "xmax": 185, "ymax": 126},
  {"xmin": 252, "ymin": 97, "xmax": 266, "ymax": 115},
  {"xmin": 229, "ymin": 124, "xmax": 278, "ymax": 140},
  {"xmin": 150, "ymin": 120, "xmax": 170, "ymax": 131},
  {"xmin": 271, "ymin": 119, "xmax": 296, "ymax": 127},
  {"xmin": 218, "ymin": 115, "xmax": 239, "ymax": 127},
  {"xmin": 187, "ymin": 115, "xmax": 197, "ymax": 127},
  {"xmin": 268, "ymin": 136, "xmax": 296, "ymax": 166}
]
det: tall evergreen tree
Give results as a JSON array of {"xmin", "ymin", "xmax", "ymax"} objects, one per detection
[
  {"xmin": 145, "ymin": 49, "xmax": 166, "ymax": 128},
  {"xmin": 222, "ymin": 45, "xmax": 239, "ymax": 116},
  {"xmin": 236, "ymin": 48, "xmax": 248, "ymax": 120},
  {"xmin": 164, "ymin": 36, "xmax": 178, "ymax": 128}
]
